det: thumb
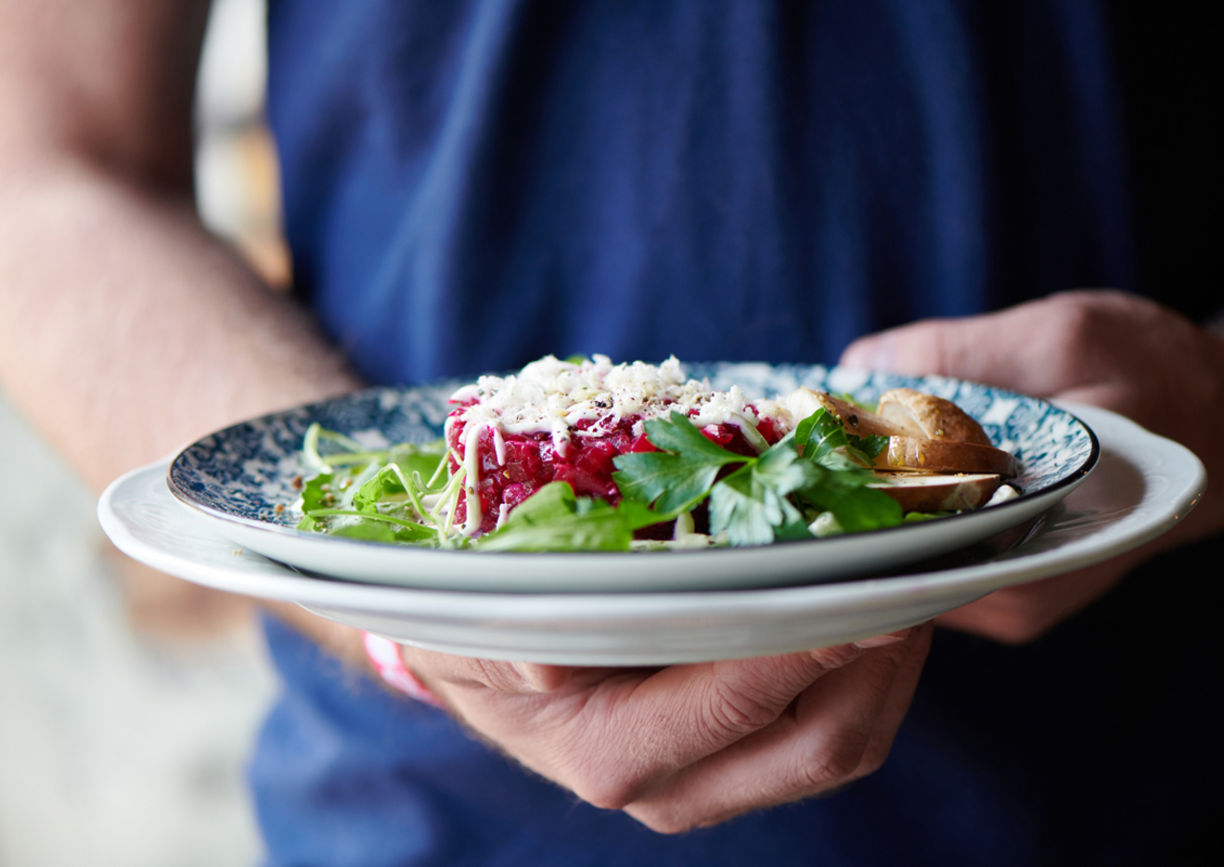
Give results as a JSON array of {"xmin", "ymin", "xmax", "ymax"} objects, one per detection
[
  {"xmin": 839, "ymin": 309, "xmax": 1051, "ymax": 396},
  {"xmin": 839, "ymin": 317, "xmax": 969, "ymax": 376}
]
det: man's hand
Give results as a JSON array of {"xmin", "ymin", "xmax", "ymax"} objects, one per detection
[
  {"xmin": 840, "ymin": 290, "xmax": 1223, "ymax": 643},
  {"xmin": 401, "ymin": 625, "xmax": 931, "ymax": 833}
]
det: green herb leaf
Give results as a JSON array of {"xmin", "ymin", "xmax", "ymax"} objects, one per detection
[
  {"xmin": 612, "ymin": 412, "xmax": 752, "ymax": 515},
  {"xmin": 299, "ymin": 507, "xmax": 438, "ymax": 541},
  {"xmin": 299, "ymin": 472, "xmax": 336, "ymax": 513},
  {"xmin": 475, "ymin": 482, "xmax": 663, "ymax": 551},
  {"xmin": 799, "ymin": 481, "xmax": 902, "ymax": 533},
  {"xmin": 794, "ymin": 407, "xmax": 888, "ymax": 468},
  {"xmin": 388, "ymin": 441, "xmax": 448, "ymax": 486},
  {"xmin": 708, "ymin": 441, "xmax": 817, "ymax": 545}
]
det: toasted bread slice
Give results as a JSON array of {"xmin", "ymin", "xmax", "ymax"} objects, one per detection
[
  {"xmin": 785, "ymin": 386, "xmax": 1018, "ymax": 478},
  {"xmin": 875, "ymin": 436, "xmax": 1020, "ymax": 477},
  {"xmin": 784, "ymin": 388, "xmax": 907, "ymax": 438},
  {"xmin": 869, "ymin": 472, "xmax": 1004, "ymax": 512},
  {"xmin": 876, "ymin": 388, "xmax": 993, "ymax": 445}
]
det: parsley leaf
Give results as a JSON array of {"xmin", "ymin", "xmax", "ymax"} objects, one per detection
[
  {"xmin": 799, "ymin": 479, "xmax": 902, "ymax": 533},
  {"xmin": 709, "ymin": 443, "xmax": 817, "ymax": 545},
  {"xmin": 611, "ymin": 412, "xmax": 752, "ymax": 515}
]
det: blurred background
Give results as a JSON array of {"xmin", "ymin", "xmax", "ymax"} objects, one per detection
[{"xmin": 1, "ymin": 2, "xmax": 281, "ymax": 864}]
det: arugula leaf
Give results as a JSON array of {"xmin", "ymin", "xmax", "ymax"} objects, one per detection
[
  {"xmin": 795, "ymin": 407, "xmax": 886, "ymax": 466},
  {"xmin": 388, "ymin": 441, "xmax": 448, "ymax": 484},
  {"xmin": 298, "ymin": 472, "xmax": 335, "ymax": 510},
  {"xmin": 295, "ymin": 432, "xmax": 451, "ymax": 541},
  {"xmin": 296, "ymin": 472, "xmax": 338, "ymax": 530},
  {"xmin": 612, "ymin": 412, "xmax": 752, "ymax": 515},
  {"xmin": 784, "ymin": 410, "xmax": 901, "ymax": 532},
  {"xmin": 331, "ymin": 521, "xmax": 399, "ymax": 542},
  {"xmin": 351, "ymin": 465, "xmax": 405, "ymax": 512},
  {"xmin": 475, "ymin": 482, "xmax": 663, "ymax": 551},
  {"xmin": 300, "ymin": 507, "xmax": 438, "ymax": 543}
]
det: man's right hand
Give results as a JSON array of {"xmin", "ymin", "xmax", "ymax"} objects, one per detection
[{"xmin": 399, "ymin": 625, "xmax": 931, "ymax": 833}]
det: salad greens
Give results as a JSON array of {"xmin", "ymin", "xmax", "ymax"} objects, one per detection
[
  {"xmin": 294, "ymin": 429, "xmax": 456, "ymax": 545},
  {"xmin": 294, "ymin": 408, "xmax": 913, "ymax": 552}
]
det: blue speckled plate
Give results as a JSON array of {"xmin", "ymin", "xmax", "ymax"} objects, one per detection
[{"xmin": 165, "ymin": 364, "xmax": 1098, "ymax": 592}]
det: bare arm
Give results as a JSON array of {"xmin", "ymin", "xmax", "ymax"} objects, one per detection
[{"xmin": 0, "ymin": 0, "xmax": 364, "ymax": 656}]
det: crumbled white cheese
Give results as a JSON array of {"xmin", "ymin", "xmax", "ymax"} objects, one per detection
[
  {"xmin": 448, "ymin": 355, "xmax": 768, "ymax": 450},
  {"xmin": 984, "ymin": 483, "xmax": 1021, "ymax": 507}
]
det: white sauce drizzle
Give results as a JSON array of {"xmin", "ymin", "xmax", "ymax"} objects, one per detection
[
  {"xmin": 460, "ymin": 421, "xmax": 484, "ymax": 535},
  {"xmin": 492, "ymin": 427, "xmax": 507, "ymax": 466}
]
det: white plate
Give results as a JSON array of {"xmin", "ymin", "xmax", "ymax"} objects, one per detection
[
  {"xmin": 163, "ymin": 364, "xmax": 1098, "ymax": 592},
  {"xmin": 99, "ymin": 405, "xmax": 1204, "ymax": 664}
]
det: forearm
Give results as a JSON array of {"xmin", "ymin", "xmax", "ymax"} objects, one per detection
[
  {"xmin": 0, "ymin": 155, "xmax": 365, "ymax": 660},
  {"xmin": 0, "ymin": 160, "xmax": 351, "ymax": 481}
]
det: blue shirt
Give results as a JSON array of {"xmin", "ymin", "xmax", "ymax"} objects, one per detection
[
  {"xmin": 266, "ymin": 0, "xmax": 1138, "ymax": 384},
  {"xmin": 254, "ymin": 2, "xmax": 1218, "ymax": 864}
]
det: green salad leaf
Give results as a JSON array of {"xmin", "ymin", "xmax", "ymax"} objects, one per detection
[
  {"xmin": 795, "ymin": 407, "xmax": 888, "ymax": 467},
  {"xmin": 295, "ymin": 426, "xmax": 459, "ymax": 546},
  {"xmin": 708, "ymin": 443, "xmax": 816, "ymax": 545},
  {"xmin": 475, "ymin": 482, "xmax": 664, "ymax": 552},
  {"xmin": 611, "ymin": 412, "xmax": 753, "ymax": 515},
  {"xmin": 612, "ymin": 408, "xmax": 902, "ymax": 545}
]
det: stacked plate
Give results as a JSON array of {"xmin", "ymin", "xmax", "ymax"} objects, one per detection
[{"xmin": 98, "ymin": 365, "xmax": 1204, "ymax": 665}]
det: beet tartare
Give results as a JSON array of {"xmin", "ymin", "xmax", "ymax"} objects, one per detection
[{"xmin": 443, "ymin": 355, "xmax": 787, "ymax": 536}]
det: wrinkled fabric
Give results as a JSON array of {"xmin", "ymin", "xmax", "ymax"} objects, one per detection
[{"xmin": 266, "ymin": 0, "xmax": 1135, "ymax": 384}]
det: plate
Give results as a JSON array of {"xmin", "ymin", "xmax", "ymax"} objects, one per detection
[
  {"xmin": 164, "ymin": 365, "xmax": 1099, "ymax": 592},
  {"xmin": 100, "ymin": 405, "xmax": 1203, "ymax": 664}
]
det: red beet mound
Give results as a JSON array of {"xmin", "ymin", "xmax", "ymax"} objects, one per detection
[{"xmin": 446, "ymin": 409, "xmax": 784, "ymax": 536}]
